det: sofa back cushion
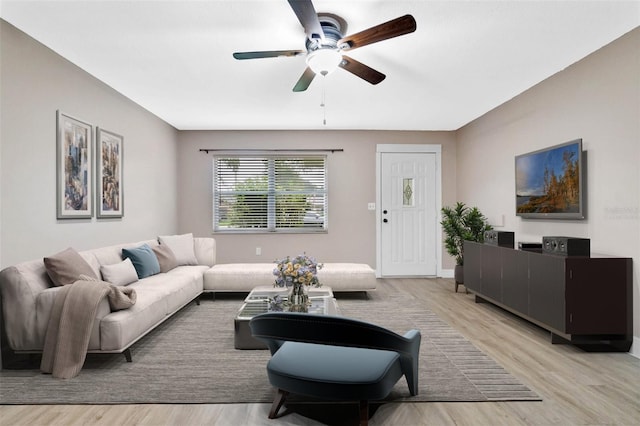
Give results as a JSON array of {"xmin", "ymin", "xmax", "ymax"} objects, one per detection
[
  {"xmin": 194, "ymin": 237, "xmax": 216, "ymax": 267},
  {"xmin": 158, "ymin": 233, "xmax": 199, "ymax": 265}
]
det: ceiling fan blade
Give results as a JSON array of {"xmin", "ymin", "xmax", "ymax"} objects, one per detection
[
  {"xmin": 339, "ymin": 14, "xmax": 416, "ymax": 51},
  {"xmin": 339, "ymin": 55, "xmax": 386, "ymax": 85},
  {"xmin": 233, "ymin": 50, "xmax": 304, "ymax": 60},
  {"xmin": 293, "ymin": 67, "xmax": 316, "ymax": 92},
  {"xmin": 287, "ymin": 0, "xmax": 324, "ymax": 41}
]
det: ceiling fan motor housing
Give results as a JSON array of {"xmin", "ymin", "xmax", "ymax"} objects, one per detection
[
  {"xmin": 304, "ymin": 15, "xmax": 347, "ymax": 75},
  {"xmin": 305, "ymin": 15, "xmax": 346, "ymax": 53}
]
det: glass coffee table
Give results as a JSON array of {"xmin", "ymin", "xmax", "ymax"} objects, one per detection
[{"xmin": 234, "ymin": 286, "xmax": 338, "ymax": 349}]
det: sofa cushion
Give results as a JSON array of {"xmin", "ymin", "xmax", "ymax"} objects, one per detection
[
  {"xmin": 99, "ymin": 287, "xmax": 169, "ymax": 351},
  {"xmin": 99, "ymin": 267, "xmax": 206, "ymax": 351},
  {"xmin": 317, "ymin": 263, "xmax": 378, "ymax": 291},
  {"xmin": 43, "ymin": 247, "xmax": 98, "ymax": 287},
  {"xmin": 158, "ymin": 233, "xmax": 198, "ymax": 266},
  {"xmin": 100, "ymin": 258, "xmax": 139, "ymax": 286},
  {"xmin": 131, "ymin": 266, "xmax": 206, "ymax": 313},
  {"xmin": 204, "ymin": 263, "xmax": 276, "ymax": 291},
  {"xmin": 152, "ymin": 244, "xmax": 179, "ymax": 273},
  {"xmin": 122, "ymin": 244, "xmax": 160, "ymax": 279}
]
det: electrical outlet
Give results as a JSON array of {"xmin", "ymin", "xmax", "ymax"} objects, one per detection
[
  {"xmin": 255, "ymin": 247, "xmax": 262, "ymax": 256},
  {"xmin": 367, "ymin": 202, "xmax": 376, "ymax": 211}
]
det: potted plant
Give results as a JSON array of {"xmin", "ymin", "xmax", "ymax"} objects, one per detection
[{"xmin": 441, "ymin": 202, "xmax": 492, "ymax": 292}]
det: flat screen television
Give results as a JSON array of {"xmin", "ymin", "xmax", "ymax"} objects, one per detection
[{"xmin": 515, "ymin": 139, "xmax": 585, "ymax": 219}]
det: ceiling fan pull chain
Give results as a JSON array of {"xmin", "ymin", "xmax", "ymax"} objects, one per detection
[{"xmin": 321, "ymin": 72, "xmax": 327, "ymax": 125}]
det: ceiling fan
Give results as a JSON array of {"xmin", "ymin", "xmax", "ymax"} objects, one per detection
[{"xmin": 233, "ymin": 0, "xmax": 417, "ymax": 92}]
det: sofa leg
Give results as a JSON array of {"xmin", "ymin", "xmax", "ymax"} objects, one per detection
[{"xmin": 123, "ymin": 348, "xmax": 132, "ymax": 362}]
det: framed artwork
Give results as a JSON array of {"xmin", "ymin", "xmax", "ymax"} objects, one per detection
[
  {"xmin": 96, "ymin": 128, "xmax": 124, "ymax": 218},
  {"xmin": 56, "ymin": 110, "xmax": 93, "ymax": 219}
]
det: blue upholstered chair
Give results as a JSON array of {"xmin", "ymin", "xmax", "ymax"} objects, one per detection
[{"xmin": 249, "ymin": 312, "xmax": 421, "ymax": 426}]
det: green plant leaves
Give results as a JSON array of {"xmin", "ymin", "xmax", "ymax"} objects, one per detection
[{"xmin": 441, "ymin": 202, "xmax": 492, "ymax": 266}]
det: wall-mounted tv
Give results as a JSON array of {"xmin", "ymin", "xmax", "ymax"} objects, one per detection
[{"xmin": 515, "ymin": 139, "xmax": 585, "ymax": 219}]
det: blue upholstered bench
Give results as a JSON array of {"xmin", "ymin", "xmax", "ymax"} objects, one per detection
[{"xmin": 250, "ymin": 312, "xmax": 421, "ymax": 426}]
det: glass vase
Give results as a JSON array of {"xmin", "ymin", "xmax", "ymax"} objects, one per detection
[{"xmin": 287, "ymin": 283, "xmax": 309, "ymax": 312}]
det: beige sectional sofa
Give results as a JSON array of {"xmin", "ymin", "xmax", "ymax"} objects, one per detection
[{"xmin": 0, "ymin": 235, "xmax": 376, "ymax": 366}]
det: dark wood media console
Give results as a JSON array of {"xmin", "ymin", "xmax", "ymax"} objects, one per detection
[{"xmin": 463, "ymin": 241, "xmax": 633, "ymax": 351}]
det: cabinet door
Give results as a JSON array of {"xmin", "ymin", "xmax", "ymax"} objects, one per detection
[
  {"xmin": 463, "ymin": 241, "xmax": 482, "ymax": 293},
  {"xmin": 529, "ymin": 254, "xmax": 565, "ymax": 332},
  {"xmin": 502, "ymin": 249, "xmax": 529, "ymax": 314},
  {"xmin": 481, "ymin": 245, "xmax": 502, "ymax": 301},
  {"xmin": 565, "ymin": 258, "xmax": 629, "ymax": 335}
]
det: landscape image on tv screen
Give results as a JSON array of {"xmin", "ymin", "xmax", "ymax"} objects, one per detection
[{"xmin": 516, "ymin": 140, "xmax": 582, "ymax": 216}]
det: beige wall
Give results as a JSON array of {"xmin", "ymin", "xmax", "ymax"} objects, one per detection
[
  {"xmin": 0, "ymin": 20, "xmax": 180, "ymax": 267},
  {"xmin": 456, "ymin": 28, "xmax": 640, "ymax": 353},
  {"xmin": 177, "ymin": 130, "xmax": 457, "ymax": 268}
]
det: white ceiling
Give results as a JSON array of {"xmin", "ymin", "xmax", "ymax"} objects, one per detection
[{"xmin": 1, "ymin": 1, "xmax": 638, "ymax": 131}]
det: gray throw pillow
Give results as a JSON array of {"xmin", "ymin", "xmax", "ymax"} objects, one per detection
[
  {"xmin": 152, "ymin": 244, "xmax": 179, "ymax": 273},
  {"xmin": 44, "ymin": 247, "xmax": 98, "ymax": 287}
]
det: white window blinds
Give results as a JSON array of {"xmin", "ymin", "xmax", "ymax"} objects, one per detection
[{"xmin": 213, "ymin": 155, "xmax": 327, "ymax": 232}]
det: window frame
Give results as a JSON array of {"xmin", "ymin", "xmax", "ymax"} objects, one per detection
[{"xmin": 212, "ymin": 154, "xmax": 328, "ymax": 234}]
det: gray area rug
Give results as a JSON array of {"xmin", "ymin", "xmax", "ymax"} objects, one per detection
[{"xmin": 0, "ymin": 289, "xmax": 540, "ymax": 404}]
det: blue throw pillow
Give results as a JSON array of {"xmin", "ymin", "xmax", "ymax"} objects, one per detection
[{"xmin": 122, "ymin": 244, "xmax": 161, "ymax": 279}]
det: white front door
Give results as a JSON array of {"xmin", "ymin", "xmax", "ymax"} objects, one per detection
[{"xmin": 379, "ymin": 151, "xmax": 438, "ymax": 276}]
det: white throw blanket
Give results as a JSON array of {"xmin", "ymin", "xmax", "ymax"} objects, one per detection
[{"xmin": 40, "ymin": 279, "xmax": 136, "ymax": 379}]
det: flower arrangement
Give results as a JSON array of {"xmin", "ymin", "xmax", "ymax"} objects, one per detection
[{"xmin": 273, "ymin": 254, "xmax": 323, "ymax": 288}]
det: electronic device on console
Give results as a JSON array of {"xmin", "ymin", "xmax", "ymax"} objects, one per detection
[
  {"xmin": 542, "ymin": 236, "xmax": 590, "ymax": 256},
  {"xmin": 518, "ymin": 242, "xmax": 543, "ymax": 253},
  {"xmin": 483, "ymin": 230, "xmax": 515, "ymax": 248}
]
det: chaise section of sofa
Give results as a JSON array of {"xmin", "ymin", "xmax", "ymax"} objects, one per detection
[{"xmin": 203, "ymin": 262, "xmax": 377, "ymax": 293}]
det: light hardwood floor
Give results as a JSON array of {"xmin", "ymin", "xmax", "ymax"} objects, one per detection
[{"xmin": 1, "ymin": 278, "xmax": 639, "ymax": 425}]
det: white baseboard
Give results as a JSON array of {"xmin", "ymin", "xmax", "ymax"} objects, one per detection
[
  {"xmin": 630, "ymin": 337, "xmax": 640, "ymax": 359},
  {"xmin": 440, "ymin": 269, "xmax": 454, "ymax": 278}
]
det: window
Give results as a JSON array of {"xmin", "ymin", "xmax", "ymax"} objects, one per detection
[{"xmin": 213, "ymin": 155, "xmax": 327, "ymax": 233}]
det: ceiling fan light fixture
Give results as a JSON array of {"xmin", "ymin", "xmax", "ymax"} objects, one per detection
[{"xmin": 306, "ymin": 49, "xmax": 342, "ymax": 75}]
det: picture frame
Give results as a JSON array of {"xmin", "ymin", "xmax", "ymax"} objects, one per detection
[
  {"xmin": 56, "ymin": 110, "xmax": 93, "ymax": 219},
  {"xmin": 96, "ymin": 127, "xmax": 124, "ymax": 218}
]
